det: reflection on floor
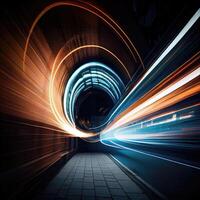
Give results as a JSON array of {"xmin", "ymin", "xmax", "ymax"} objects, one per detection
[{"xmin": 34, "ymin": 153, "xmax": 150, "ymax": 200}]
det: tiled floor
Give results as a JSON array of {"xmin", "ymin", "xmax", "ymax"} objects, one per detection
[{"xmin": 35, "ymin": 153, "xmax": 150, "ymax": 200}]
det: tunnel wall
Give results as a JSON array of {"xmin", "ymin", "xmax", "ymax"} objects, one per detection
[
  {"xmin": 78, "ymin": 139, "xmax": 113, "ymax": 153},
  {"xmin": 0, "ymin": 115, "xmax": 77, "ymax": 199}
]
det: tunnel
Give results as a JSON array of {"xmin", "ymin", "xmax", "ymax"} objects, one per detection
[{"xmin": 0, "ymin": 0, "xmax": 200, "ymax": 200}]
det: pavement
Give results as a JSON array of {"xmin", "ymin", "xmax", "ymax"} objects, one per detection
[{"xmin": 34, "ymin": 153, "xmax": 150, "ymax": 200}]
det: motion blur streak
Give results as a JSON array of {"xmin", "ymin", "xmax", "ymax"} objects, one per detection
[
  {"xmin": 1, "ymin": 1, "xmax": 143, "ymax": 138},
  {"xmin": 105, "ymin": 64, "xmax": 200, "ymax": 131},
  {"xmin": 110, "ymin": 141, "xmax": 200, "ymax": 170},
  {"xmin": 100, "ymin": 8, "xmax": 200, "ymax": 164},
  {"xmin": 105, "ymin": 8, "xmax": 200, "ymax": 123},
  {"xmin": 49, "ymin": 45, "xmax": 127, "ymax": 137},
  {"xmin": 102, "ymin": 9, "xmax": 200, "ymax": 133},
  {"xmin": 23, "ymin": 0, "xmax": 144, "ymax": 71}
]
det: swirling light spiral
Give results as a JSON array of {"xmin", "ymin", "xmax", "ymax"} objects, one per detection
[{"xmin": 20, "ymin": 0, "xmax": 143, "ymax": 138}]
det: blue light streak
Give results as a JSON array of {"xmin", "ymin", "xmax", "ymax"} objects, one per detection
[
  {"xmin": 63, "ymin": 61, "xmax": 125, "ymax": 127},
  {"xmin": 105, "ymin": 8, "xmax": 200, "ymax": 124},
  {"xmin": 100, "ymin": 9, "xmax": 200, "ymax": 173}
]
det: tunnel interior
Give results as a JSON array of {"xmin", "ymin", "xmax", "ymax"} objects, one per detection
[
  {"xmin": 63, "ymin": 61, "xmax": 125, "ymax": 133},
  {"xmin": 0, "ymin": 0, "xmax": 199, "ymax": 200},
  {"xmin": 75, "ymin": 88, "xmax": 114, "ymax": 131}
]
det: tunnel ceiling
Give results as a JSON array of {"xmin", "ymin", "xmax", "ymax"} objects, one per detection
[
  {"xmin": 0, "ymin": 0, "xmax": 196, "ymax": 140},
  {"xmin": 23, "ymin": 0, "xmax": 145, "ymax": 138}
]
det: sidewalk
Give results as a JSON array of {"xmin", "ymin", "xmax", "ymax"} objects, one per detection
[{"xmin": 34, "ymin": 153, "xmax": 150, "ymax": 200}]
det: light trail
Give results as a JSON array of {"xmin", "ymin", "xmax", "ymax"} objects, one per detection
[
  {"xmin": 100, "ymin": 8, "xmax": 200, "ymax": 171},
  {"xmin": 104, "ymin": 65, "xmax": 200, "ymax": 132},
  {"xmin": 1, "ymin": 3, "xmax": 199, "ymax": 198},
  {"xmin": 105, "ymin": 8, "xmax": 200, "ymax": 124},
  {"xmin": 110, "ymin": 141, "xmax": 200, "ymax": 170},
  {"xmin": 23, "ymin": 0, "xmax": 144, "ymax": 71},
  {"xmin": 1, "ymin": 0, "xmax": 199, "ymax": 142},
  {"xmin": 1, "ymin": 1, "xmax": 142, "ymax": 139},
  {"xmin": 109, "ymin": 154, "xmax": 167, "ymax": 200},
  {"xmin": 49, "ymin": 45, "xmax": 129, "ymax": 137},
  {"xmin": 63, "ymin": 61, "xmax": 125, "ymax": 126}
]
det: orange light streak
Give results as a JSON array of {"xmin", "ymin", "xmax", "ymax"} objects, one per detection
[{"xmin": 23, "ymin": 0, "xmax": 144, "ymax": 71}]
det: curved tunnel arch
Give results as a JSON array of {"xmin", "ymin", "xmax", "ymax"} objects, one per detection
[
  {"xmin": 48, "ymin": 44, "xmax": 132, "ymax": 138},
  {"xmin": 0, "ymin": 1, "xmax": 199, "ymax": 199},
  {"xmin": 23, "ymin": 0, "xmax": 144, "ymax": 71},
  {"xmin": 22, "ymin": 0, "xmax": 145, "ymax": 139},
  {"xmin": 63, "ymin": 61, "xmax": 125, "ymax": 131}
]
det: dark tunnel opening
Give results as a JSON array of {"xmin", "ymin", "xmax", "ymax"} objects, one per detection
[
  {"xmin": 0, "ymin": 0, "xmax": 199, "ymax": 200},
  {"xmin": 75, "ymin": 88, "xmax": 114, "ymax": 131}
]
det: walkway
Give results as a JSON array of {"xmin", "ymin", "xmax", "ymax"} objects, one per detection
[{"xmin": 34, "ymin": 153, "xmax": 150, "ymax": 200}]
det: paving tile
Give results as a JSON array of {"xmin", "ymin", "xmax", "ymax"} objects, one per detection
[
  {"xmin": 57, "ymin": 189, "xmax": 68, "ymax": 198},
  {"xmin": 83, "ymin": 182, "xmax": 94, "ymax": 189},
  {"xmin": 63, "ymin": 179, "xmax": 73, "ymax": 186},
  {"xmin": 84, "ymin": 177, "xmax": 93, "ymax": 182},
  {"xmin": 112, "ymin": 196, "xmax": 129, "ymax": 200},
  {"xmin": 94, "ymin": 180, "xmax": 107, "ymax": 187},
  {"xmin": 69, "ymin": 182, "xmax": 82, "ymax": 189},
  {"xmin": 103, "ymin": 174, "xmax": 113, "ymax": 177},
  {"xmin": 74, "ymin": 174, "xmax": 84, "ymax": 179},
  {"xmin": 95, "ymin": 187, "xmax": 111, "ymax": 197},
  {"xmin": 68, "ymin": 189, "xmax": 82, "ymax": 195},
  {"xmin": 117, "ymin": 174, "xmax": 130, "ymax": 180},
  {"xmin": 36, "ymin": 153, "xmax": 149, "ymax": 200},
  {"xmin": 109, "ymin": 188, "xmax": 126, "ymax": 196},
  {"xmin": 106, "ymin": 181, "xmax": 121, "ymax": 189},
  {"xmin": 65, "ymin": 177, "xmax": 73, "ymax": 181},
  {"xmin": 94, "ymin": 175, "xmax": 104, "ymax": 180},
  {"xmin": 82, "ymin": 197, "xmax": 95, "ymax": 200},
  {"xmin": 105, "ymin": 177, "xmax": 116, "ymax": 182},
  {"xmin": 96, "ymin": 197, "xmax": 112, "ymax": 200},
  {"xmin": 66, "ymin": 195, "xmax": 81, "ymax": 200},
  {"xmin": 127, "ymin": 193, "xmax": 149, "ymax": 200},
  {"xmin": 82, "ymin": 189, "xmax": 95, "ymax": 196},
  {"xmin": 119, "ymin": 180, "xmax": 143, "ymax": 193}
]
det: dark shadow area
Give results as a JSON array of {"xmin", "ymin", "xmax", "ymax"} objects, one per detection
[
  {"xmin": 78, "ymin": 139, "xmax": 112, "ymax": 153},
  {"xmin": 0, "ymin": 114, "xmax": 78, "ymax": 200},
  {"xmin": 75, "ymin": 88, "xmax": 114, "ymax": 131}
]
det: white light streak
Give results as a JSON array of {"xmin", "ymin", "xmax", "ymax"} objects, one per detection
[{"xmin": 107, "ymin": 9, "xmax": 200, "ymax": 123}]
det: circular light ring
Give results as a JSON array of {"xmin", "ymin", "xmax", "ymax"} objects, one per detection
[
  {"xmin": 49, "ymin": 45, "xmax": 129, "ymax": 137},
  {"xmin": 71, "ymin": 81, "xmax": 118, "ymax": 111},
  {"xmin": 21, "ymin": 1, "xmax": 145, "ymax": 139},
  {"xmin": 69, "ymin": 71, "xmax": 121, "ymax": 102},
  {"xmin": 23, "ymin": 0, "xmax": 144, "ymax": 71},
  {"xmin": 63, "ymin": 62, "xmax": 125, "ymax": 125}
]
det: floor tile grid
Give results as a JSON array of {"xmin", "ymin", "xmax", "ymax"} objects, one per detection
[{"xmin": 36, "ymin": 153, "xmax": 149, "ymax": 200}]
